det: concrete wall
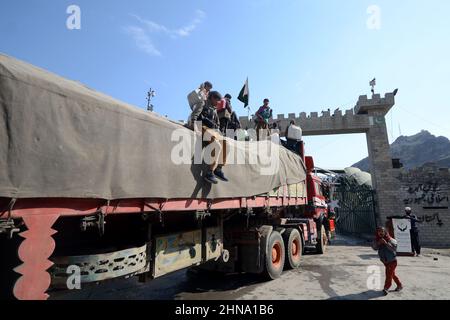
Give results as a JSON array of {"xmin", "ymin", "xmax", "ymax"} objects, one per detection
[{"xmin": 396, "ymin": 167, "xmax": 450, "ymax": 247}]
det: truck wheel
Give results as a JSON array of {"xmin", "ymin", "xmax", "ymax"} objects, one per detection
[
  {"xmin": 263, "ymin": 231, "xmax": 285, "ymax": 280},
  {"xmin": 316, "ymin": 225, "xmax": 327, "ymax": 254},
  {"xmin": 283, "ymin": 228, "xmax": 302, "ymax": 269}
]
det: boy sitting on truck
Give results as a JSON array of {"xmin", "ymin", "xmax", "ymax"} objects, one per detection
[
  {"xmin": 189, "ymin": 91, "xmax": 229, "ymax": 185},
  {"xmin": 187, "ymin": 81, "xmax": 213, "ymax": 111}
]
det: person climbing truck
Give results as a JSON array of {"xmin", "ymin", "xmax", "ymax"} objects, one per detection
[{"xmin": 189, "ymin": 91, "xmax": 229, "ymax": 185}]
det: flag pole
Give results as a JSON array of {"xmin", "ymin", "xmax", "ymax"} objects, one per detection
[
  {"xmin": 245, "ymin": 77, "xmax": 250, "ymax": 121},
  {"xmin": 238, "ymin": 77, "xmax": 250, "ymax": 122}
]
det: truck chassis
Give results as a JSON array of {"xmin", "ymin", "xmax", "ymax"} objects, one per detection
[{"xmin": 0, "ymin": 190, "xmax": 328, "ymax": 300}]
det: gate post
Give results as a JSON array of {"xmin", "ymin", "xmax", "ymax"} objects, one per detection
[{"xmin": 356, "ymin": 94, "xmax": 403, "ymax": 225}]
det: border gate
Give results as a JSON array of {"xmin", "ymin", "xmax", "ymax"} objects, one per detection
[{"xmin": 333, "ymin": 178, "xmax": 377, "ymax": 236}]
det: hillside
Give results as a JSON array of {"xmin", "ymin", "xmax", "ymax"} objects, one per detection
[{"xmin": 353, "ymin": 130, "xmax": 450, "ymax": 171}]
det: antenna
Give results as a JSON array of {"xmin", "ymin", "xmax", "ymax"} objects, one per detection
[{"xmin": 147, "ymin": 88, "xmax": 156, "ymax": 112}]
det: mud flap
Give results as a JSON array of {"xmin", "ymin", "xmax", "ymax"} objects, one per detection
[{"xmin": 239, "ymin": 225, "xmax": 273, "ymax": 274}]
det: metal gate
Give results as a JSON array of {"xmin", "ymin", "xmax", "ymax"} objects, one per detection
[{"xmin": 333, "ymin": 179, "xmax": 377, "ymax": 236}]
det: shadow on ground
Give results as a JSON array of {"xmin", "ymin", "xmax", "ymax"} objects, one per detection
[
  {"xmin": 328, "ymin": 290, "xmax": 385, "ymax": 300},
  {"xmin": 358, "ymin": 254, "xmax": 379, "ymax": 260},
  {"xmin": 180, "ymin": 271, "xmax": 266, "ymax": 299},
  {"xmin": 50, "ymin": 269, "xmax": 269, "ymax": 300}
]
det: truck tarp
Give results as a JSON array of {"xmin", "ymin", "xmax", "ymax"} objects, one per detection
[{"xmin": 0, "ymin": 54, "xmax": 306, "ymax": 200}]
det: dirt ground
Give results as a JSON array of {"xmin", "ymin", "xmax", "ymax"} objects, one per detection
[{"xmin": 51, "ymin": 235, "xmax": 450, "ymax": 300}]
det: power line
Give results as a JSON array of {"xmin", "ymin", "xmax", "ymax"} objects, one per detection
[{"xmin": 396, "ymin": 105, "xmax": 450, "ymax": 133}]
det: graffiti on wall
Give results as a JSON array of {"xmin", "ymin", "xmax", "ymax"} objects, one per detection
[
  {"xmin": 416, "ymin": 213, "xmax": 444, "ymax": 227},
  {"xmin": 403, "ymin": 183, "xmax": 449, "ymax": 206}
]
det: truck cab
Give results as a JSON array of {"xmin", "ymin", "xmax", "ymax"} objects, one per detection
[{"xmin": 305, "ymin": 156, "xmax": 328, "ymax": 220}]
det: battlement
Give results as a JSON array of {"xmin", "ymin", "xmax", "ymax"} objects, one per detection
[
  {"xmin": 354, "ymin": 92, "xmax": 396, "ymax": 115},
  {"xmin": 235, "ymin": 91, "xmax": 395, "ymax": 137},
  {"xmin": 239, "ymin": 108, "xmax": 372, "ymax": 136},
  {"xmin": 238, "ymin": 106, "xmax": 368, "ymax": 135},
  {"xmin": 243, "ymin": 108, "xmax": 355, "ymax": 123}
]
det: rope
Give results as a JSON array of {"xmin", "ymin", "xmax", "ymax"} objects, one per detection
[{"xmin": 0, "ymin": 198, "xmax": 16, "ymax": 220}]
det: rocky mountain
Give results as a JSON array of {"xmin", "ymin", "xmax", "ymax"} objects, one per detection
[{"xmin": 353, "ymin": 130, "xmax": 450, "ymax": 171}]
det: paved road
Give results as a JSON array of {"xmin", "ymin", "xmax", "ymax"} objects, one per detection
[{"xmin": 51, "ymin": 235, "xmax": 450, "ymax": 300}]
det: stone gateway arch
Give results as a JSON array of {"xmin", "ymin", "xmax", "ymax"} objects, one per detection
[{"xmin": 239, "ymin": 92, "xmax": 403, "ymax": 225}]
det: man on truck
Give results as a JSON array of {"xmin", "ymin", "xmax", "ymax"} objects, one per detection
[
  {"xmin": 217, "ymin": 93, "xmax": 233, "ymax": 134},
  {"xmin": 187, "ymin": 81, "xmax": 213, "ymax": 111},
  {"xmin": 189, "ymin": 91, "xmax": 229, "ymax": 185},
  {"xmin": 255, "ymin": 98, "xmax": 273, "ymax": 141}
]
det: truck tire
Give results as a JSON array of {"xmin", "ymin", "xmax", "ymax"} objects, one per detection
[
  {"xmin": 316, "ymin": 225, "xmax": 327, "ymax": 254},
  {"xmin": 263, "ymin": 231, "xmax": 285, "ymax": 280},
  {"xmin": 283, "ymin": 228, "xmax": 302, "ymax": 269}
]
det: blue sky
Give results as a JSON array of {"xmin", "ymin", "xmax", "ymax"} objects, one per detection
[{"xmin": 1, "ymin": 0, "xmax": 450, "ymax": 168}]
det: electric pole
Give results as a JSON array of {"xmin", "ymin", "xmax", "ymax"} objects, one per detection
[{"xmin": 147, "ymin": 88, "xmax": 156, "ymax": 112}]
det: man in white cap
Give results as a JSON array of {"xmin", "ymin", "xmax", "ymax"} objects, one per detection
[{"xmin": 404, "ymin": 207, "xmax": 421, "ymax": 256}]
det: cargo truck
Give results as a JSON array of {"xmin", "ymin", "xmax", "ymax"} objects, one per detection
[{"xmin": 0, "ymin": 54, "xmax": 333, "ymax": 300}]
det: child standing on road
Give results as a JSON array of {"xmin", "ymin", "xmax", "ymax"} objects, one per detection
[{"xmin": 372, "ymin": 227, "xmax": 403, "ymax": 296}]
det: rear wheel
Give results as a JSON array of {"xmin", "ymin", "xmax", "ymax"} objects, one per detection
[
  {"xmin": 263, "ymin": 231, "xmax": 285, "ymax": 280},
  {"xmin": 316, "ymin": 225, "xmax": 327, "ymax": 254},
  {"xmin": 283, "ymin": 228, "xmax": 303, "ymax": 269}
]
